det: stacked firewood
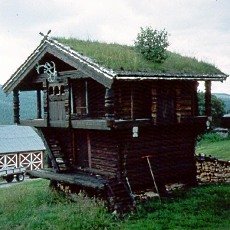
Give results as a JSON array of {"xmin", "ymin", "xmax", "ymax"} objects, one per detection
[{"xmin": 196, "ymin": 154, "xmax": 230, "ymax": 183}]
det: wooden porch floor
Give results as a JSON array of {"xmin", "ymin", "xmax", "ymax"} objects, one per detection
[{"xmin": 27, "ymin": 169, "xmax": 106, "ymax": 190}]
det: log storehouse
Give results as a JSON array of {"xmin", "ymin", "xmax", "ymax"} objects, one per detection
[{"xmin": 2, "ymin": 35, "xmax": 228, "ymax": 211}]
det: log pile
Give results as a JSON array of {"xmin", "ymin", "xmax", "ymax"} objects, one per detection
[{"xmin": 196, "ymin": 154, "xmax": 230, "ymax": 183}]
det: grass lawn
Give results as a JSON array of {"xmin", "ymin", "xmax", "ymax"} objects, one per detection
[
  {"xmin": 196, "ymin": 134, "xmax": 230, "ymax": 161},
  {"xmin": 0, "ymin": 179, "xmax": 229, "ymax": 229}
]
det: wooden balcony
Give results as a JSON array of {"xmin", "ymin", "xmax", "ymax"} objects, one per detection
[
  {"xmin": 19, "ymin": 116, "xmax": 208, "ymax": 132},
  {"xmin": 20, "ymin": 119, "xmax": 47, "ymax": 127}
]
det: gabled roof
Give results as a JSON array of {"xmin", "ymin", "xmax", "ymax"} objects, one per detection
[
  {"xmin": 2, "ymin": 35, "xmax": 228, "ymax": 94},
  {"xmin": 0, "ymin": 125, "xmax": 45, "ymax": 154}
]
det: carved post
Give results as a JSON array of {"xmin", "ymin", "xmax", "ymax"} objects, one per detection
[
  {"xmin": 43, "ymin": 81, "xmax": 49, "ymax": 126},
  {"xmin": 205, "ymin": 81, "xmax": 212, "ymax": 117},
  {"xmin": 37, "ymin": 89, "xmax": 42, "ymax": 119},
  {"xmin": 64, "ymin": 79, "xmax": 71, "ymax": 127},
  {"xmin": 13, "ymin": 89, "xmax": 20, "ymax": 124},
  {"xmin": 105, "ymin": 88, "xmax": 115, "ymax": 127}
]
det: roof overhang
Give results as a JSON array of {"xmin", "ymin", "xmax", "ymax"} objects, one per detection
[
  {"xmin": 2, "ymin": 37, "xmax": 116, "ymax": 94},
  {"xmin": 115, "ymin": 72, "xmax": 228, "ymax": 81}
]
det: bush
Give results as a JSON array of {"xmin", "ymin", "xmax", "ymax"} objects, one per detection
[
  {"xmin": 198, "ymin": 132, "xmax": 226, "ymax": 143},
  {"xmin": 134, "ymin": 26, "xmax": 169, "ymax": 63}
]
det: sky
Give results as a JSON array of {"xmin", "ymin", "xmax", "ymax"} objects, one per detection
[{"xmin": 0, "ymin": 0, "xmax": 229, "ymax": 93}]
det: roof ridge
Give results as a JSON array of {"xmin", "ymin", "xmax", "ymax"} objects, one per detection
[{"xmin": 45, "ymin": 37, "xmax": 117, "ymax": 78}]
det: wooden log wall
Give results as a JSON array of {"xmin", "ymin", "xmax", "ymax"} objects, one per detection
[
  {"xmin": 175, "ymin": 81, "xmax": 197, "ymax": 121},
  {"xmin": 131, "ymin": 82, "xmax": 151, "ymax": 119},
  {"xmin": 114, "ymin": 80, "xmax": 197, "ymax": 124},
  {"xmin": 119, "ymin": 126, "xmax": 197, "ymax": 193},
  {"xmin": 89, "ymin": 131, "xmax": 119, "ymax": 177},
  {"xmin": 157, "ymin": 82, "xmax": 176, "ymax": 124},
  {"xmin": 88, "ymin": 79, "xmax": 105, "ymax": 118},
  {"xmin": 114, "ymin": 82, "xmax": 132, "ymax": 119},
  {"xmin": 114, "ymin": 81, "xmax": 151, "ymax": 120}
]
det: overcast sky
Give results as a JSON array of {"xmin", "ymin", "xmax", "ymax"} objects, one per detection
[{"xmin": 0, "ymin": 0, "xmax": 229, "ymax": 93}]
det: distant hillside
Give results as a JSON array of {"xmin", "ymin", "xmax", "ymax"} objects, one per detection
[
  {"xmin": 214, "ymin": 93, "xmax": 230, "ymax": 113},
  {"xmin": 0, "ymin": 85, "xmax": 37, "ymax": 125}
]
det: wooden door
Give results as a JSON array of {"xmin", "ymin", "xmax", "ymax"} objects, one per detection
[{"xmin": 48, "ymin": 84, "xmax": 66, "ymax": 124}]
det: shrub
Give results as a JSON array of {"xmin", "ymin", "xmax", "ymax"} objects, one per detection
[{"xmin": 134, "ymin": 26, "xmax": 169, "ymax": 63}]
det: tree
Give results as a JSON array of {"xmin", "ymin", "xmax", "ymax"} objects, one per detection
[
  {"xmin": 198, "ymin": 92, "xmax": 225, "ymax": 127},
  {"xmin": 134, "ymin": 26, "xmax": 169, "ymax": 63}
]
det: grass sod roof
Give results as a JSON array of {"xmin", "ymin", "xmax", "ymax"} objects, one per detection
[{"xmin": 55, "ymin": 37, "xmax": 224, "ymax": 75}]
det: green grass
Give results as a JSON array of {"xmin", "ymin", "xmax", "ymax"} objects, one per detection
[
  {"xmin": 196, "ymin": 133, "xmax": 230, "ymax": 161},
  {"xmin": 0, "ymin": 180, "xmax": 114, "ymax": 230},
  {"xmin": 121, "ymin": 184, "xmax": 230, "ymax": 230},
  {"xmin": 0, "ymin": 179, "xmax": 229, "ymax": 229},
  {"xmin": 55, "ymin": 38, "xmax": 222, "ymax": 75}
]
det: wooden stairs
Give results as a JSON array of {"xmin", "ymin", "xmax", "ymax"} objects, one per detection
[
  {"xmin": 46, "ymin": 137, "xmax": 69, "ymax": 172},
  {"xmin": 106, "ymin": 178, "xmax": 135, "ymax": 212}
]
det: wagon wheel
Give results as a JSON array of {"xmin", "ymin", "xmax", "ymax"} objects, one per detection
[
  {"xmin": 5, "ymin": 175, "xmax": 14, "ymax": 183},
  {"xmin": 16, "ymin": 174, "xmax": 25, "ymax": 182}
]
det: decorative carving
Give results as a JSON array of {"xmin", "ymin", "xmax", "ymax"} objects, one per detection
[{"xmin": 36, "ymin": 61, "xmax": 57, "ymax": 82}]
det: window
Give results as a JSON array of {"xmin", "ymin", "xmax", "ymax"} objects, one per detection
[{"xmin": 54, "ymin": 86, "xmax": 59, "ymax": 95}]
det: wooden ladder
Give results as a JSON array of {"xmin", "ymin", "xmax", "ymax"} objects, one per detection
[
  {"xmin": 47, "ymin": 138, "xmax": 68, "ymax": 172},
  {"xmin": 106, "ymin": 178, "xmax": 135, "ymax": 213}
]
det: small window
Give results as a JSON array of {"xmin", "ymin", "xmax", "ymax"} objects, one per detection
[{"xmin": 54, "ymin": 86, "xmax": 59, "ymax": 95}]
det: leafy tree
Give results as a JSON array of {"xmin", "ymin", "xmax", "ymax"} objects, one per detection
[
  {"xmin": 198, "ymin": 92, "xmax": 225, "ymax": 127},
  {"xmin": 134, "ymin": 26, "xmax": 169, "ymax": 63}
]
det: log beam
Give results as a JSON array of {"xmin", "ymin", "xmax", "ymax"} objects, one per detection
[
  {"xmin": 27, "ymin": 169, "xmax": 106, "ymax": 190},
  {"xmin": 37, "ymin": 89, "xmax": 42, "ymax": 119},
  {"xmin": 205, "ymin": 80, "xmax": 212, "ymax": 117}
]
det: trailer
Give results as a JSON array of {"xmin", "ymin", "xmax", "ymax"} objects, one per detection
[{"xmin": 0, "ymin": 166, "xmax": 26, "ymax": 183}]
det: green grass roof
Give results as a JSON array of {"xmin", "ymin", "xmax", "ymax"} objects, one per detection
[{"xmin": 55, "ymin": 37, "xmax": 223, "ymax": 75}]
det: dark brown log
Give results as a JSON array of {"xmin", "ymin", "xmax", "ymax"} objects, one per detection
[
  {"xmin": 13, "ymin": 89, "xmax": 20, "ymax": 124},
  {"xmin": 37, "ymin": 89, "xmax": 42, "ymax": 119},
  {"xmin": 205, "ymin": 80, "xmax": 212, "ymax": 117},
  {"xmin": 27, "ymin": 169, "xmax": 105, "ymax": 190}
]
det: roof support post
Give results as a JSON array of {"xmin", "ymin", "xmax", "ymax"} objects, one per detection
[
  {"xmin": 13, "ymin": 89, "xmax": 20, "ymax": 124},
  {"xmin": 205, "ymin": 80, "xmax": 212, "ymax": 117},
  {"xmin": 193, "ymin": 81, "xmax": 199, "ymax": 116},
  {"xmin": 37, "ymin": 89, "xmax": 42, "ymax": 119},
  {"xmin": 43, "ymin": 81, "xmax": 49, "ymax": 127},
  {"xmin": 105, "ymin": 88, "xmax": 115, "ymax": 127}
]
